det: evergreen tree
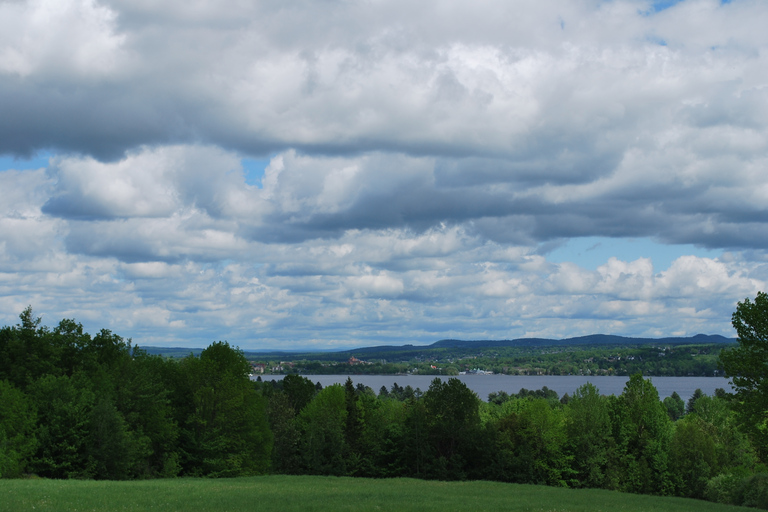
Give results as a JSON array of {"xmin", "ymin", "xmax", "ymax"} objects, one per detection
[
  {"xmin": 180, "ymin": 342, "xmax": 272, "ymax": 477},
  {"xmin": 297, "ymin": 384, "xmax": 347, "ymax": 475},
  {"xmin": 663, "ymin": 391, "xmax": 685, "ymax": 421},
  {"xmin": 0, "ymin": 380, "xmax": 37, "ymax": 478},
  {"xmin": 421, "ymin": 378, "xmax": 482, "ymax": 479},
  {"xmin": 266, "ymin": 392, "xmax": 301, "ymax": 474},
  {"xmin": 28, "ymin": 374, "xmax": 94, "ymax": 478},
  {"xmin": 686, "ymin": 388, "xmax": 704, "ymax": 415},
  {"xmin": 282, "ymin": 374, "xmax": 317, "ymax": 414}
]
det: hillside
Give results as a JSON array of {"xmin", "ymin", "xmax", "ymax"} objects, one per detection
[{"xmin": 142, "ymin": 333, "xmax": 735, "ymax": 361}]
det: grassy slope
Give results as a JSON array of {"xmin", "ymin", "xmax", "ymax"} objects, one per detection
[{"xmin": 0, "ymin": 476, "xmax": 755, "ymax": 512}]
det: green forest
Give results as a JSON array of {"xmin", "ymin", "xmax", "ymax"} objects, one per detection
[{"xmin": 2, "ymin": 293, "xmax": 768, "ymax": 509}]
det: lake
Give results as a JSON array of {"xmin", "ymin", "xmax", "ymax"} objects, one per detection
[{"xmin": 254, "ymin": 374, "xmax": 733, "ymax": 402}]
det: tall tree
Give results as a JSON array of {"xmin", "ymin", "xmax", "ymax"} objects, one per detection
[
  {"xmin": 612, "ymin": 374, "xmax": 672, "ymax": 495},
  {"xmin": 422, "ymin": 378, "xmax": 482, "ymax": 480},
  {"xmin": 669, "ymin": 395, "xmax": 758, "ymax": 499},
  {"xmin": 719, "ymin": 291, "xmax": 768, "ymax": 456},
  {"xmin": 485, "ymin": 396, "xmax": 571, "ymax": 486},
  {"xmin": 297, "ymin": 384, "xmax": 347, "ymax": 475},
  {"xmin": 28, "ymin": 374, "xmax": 94, "ymax": 478},
  {"xmin": 0, "ymin": 380, "xmax": 38, "ymax": 478},
  {"xmin": 343, "ymin": 377, "xmax": 363, "ymax": 472},
  {"xmin": 180, "ymin": 341, "xmax": 272, "ymax": 477},
  {"xmin": 669, "ymin": 414, "xmax": 719, "ymax": 499},
  {"xmin": 0, "ymin": 307, "xmax": 56, "ymax": 389},
  {"xmin": 114, "ymin": 350, "xmax": 180, "ymax": 478},
  {"xmin": 686, "ymin": 388, "xmax": 704, "ymax": 415},
  {"xmin": 266, "ymin": 392, "xmax": 301, "ymax": 474},
  {"xmin": 85, "ymin": 397, "xmax": 133, "ymax": 480},
  {"xmin": 282, "ymin": 374, "xmax": 317, "ymax": 414},
  {"xmin": 566, "ymin": 382, "xmax": 615, "ymax": 488},
  {"xmin": 663, "ymin": 391, "xmax": 685, "ymax": 421}
]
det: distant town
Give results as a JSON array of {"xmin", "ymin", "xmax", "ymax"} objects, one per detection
[{"xmin": 235, "ymin": 334, "xmax": 732, "ymax": 378}]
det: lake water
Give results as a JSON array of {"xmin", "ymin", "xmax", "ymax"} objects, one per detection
[{"xmin": 254, "ymin": 374, "xmax": 733, "ymax": 402}]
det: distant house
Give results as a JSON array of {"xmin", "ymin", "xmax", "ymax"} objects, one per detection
[{"xmin": 250, "ymin": 363, "xmax": 266, "ymax": 374}]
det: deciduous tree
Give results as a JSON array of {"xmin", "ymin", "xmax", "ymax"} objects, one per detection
[
  {"xmin": 566, "ymin": 383, "xmax": 614, "ymax": 488},
  {"xmin": 719, "ymin": 291, "xmax": 768, "ymax": 456},
  {"xmin": 612, "ymin": 374, "xmax": 672, "ymax": 495}
]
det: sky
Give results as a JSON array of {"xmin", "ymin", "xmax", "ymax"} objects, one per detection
[{"xmin": 1, "ymin": 0, "xmax": 767, "ymax": 350}]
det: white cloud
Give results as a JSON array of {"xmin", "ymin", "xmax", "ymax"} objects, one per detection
[
  {"xmin": 0, "ymin": 0, "xmax": 125, "ymax": 77},
  {"xmin": 1, "ymin": 0, "xmax": 767, "ymax": 347},
  {"xmin": 44, "ymin": 145, "xmax": 251, "ymax": 219}
]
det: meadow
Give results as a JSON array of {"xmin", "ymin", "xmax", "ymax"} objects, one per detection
[{"xmin": 0, "ymin": 475, "xmax": 756, "ymax": 512}]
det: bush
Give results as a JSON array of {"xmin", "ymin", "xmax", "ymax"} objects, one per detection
[
  {"xmin": 707, "ymin": 472, "xmax": 768, "ymax": 509},
  {"xmin": 736, "ymin": 473, "xmax": 768, "ymax": 510},
  {"xmin": 704, "ymin": 473, "xmax": 740, "ymax": 505}
]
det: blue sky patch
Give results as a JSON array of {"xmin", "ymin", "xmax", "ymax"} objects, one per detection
[
  {"xmin": 651, "ymin": 0, "xmax": 685, "ymax": 12},
  {"xmin": 650, "ymin": 0, "xmax": 731, "ymax": 13},
  {"xmin": 0, "ymin": 151, "xmax": 53, "ymax": 172},
  {"xmin": 546, "ymin": 236, "xmax": 721, "ymax": 272},
  {"xmin": 241, "ymin": 157, "xmax": 272, "ymax": 188}
]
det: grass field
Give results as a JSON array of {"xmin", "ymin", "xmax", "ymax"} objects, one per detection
[{"xmin": 0, "ymin": 475, "xmax": 756, "ymax": 512}]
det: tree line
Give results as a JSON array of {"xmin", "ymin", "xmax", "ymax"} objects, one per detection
[
  {"xmin": 257, "ymin": 374, "xmax": 765, "ymax": 507},
  {"xmin": 2, "ymin": 294, "xmax": 768, "ymax": 509},
  {"xmin": 0, "ymin": 308, "xmax": 271, "ymax": 479}
]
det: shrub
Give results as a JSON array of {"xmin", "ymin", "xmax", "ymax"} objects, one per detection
[
  {"xmin": 736, "ymin": 473, "xmax": 768, "ymax": 510},
  {"xmin": 704, "ymin": 473, "xmax": 740, "ymax": 505}
]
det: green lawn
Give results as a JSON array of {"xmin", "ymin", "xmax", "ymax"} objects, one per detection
[{"xmin": 0, "ymin": 475, "xmax": 755, "ymax": 512}]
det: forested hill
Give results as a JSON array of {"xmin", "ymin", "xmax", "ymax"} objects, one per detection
[
  {"xmin": 427, "ymin": 333, "xmax": 734, "ymax": 349},
  {"xmin": 143, "ymin": 333, "xmax": 734, "ymax": 361}
]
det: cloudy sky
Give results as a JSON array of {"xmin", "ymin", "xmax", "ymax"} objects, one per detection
[{"xmin": 1, "ymin": 0, "xmax": 766, "ymax": 349}]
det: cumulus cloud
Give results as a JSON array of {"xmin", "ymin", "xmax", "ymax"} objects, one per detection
[
  {"xmin": 1, "ymin": 0, "xmax": 767, "ymax": 347},
  {"xmin": 43, "ymin": 145, "xmax": 252, "ymax": 220},
  {"xmin": 0, "ymin": 0, "xmax": 125, "ymax": 78},
  {"xmin": 2, "ymin": 0, "xmax": 765, "ymax": 159}
]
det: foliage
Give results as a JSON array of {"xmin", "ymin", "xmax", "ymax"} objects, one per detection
[
  {"xmin": 281, "ymin": 374, "xmax": 317, "ymax": 414},
  {"xmin": 0, "ymin": 309, "xmax": 274, "ymax": 480},
  {"xmin": 421, "ymin": 378, "xmax": 482, "ymax": 480},
  {"xmin": 663, "ymin": 391, "xmax": 685, "ymax": 421},
  {"xmin": 0, "ymin": 380, "xmax": 37, "ymax": 478},
  {"xmin": 28, "ymin": 374, "xmax": 94, "ymax": 478},
  {"xmin": 266, "ymin": 392, "xmax": 301, "ymax": 474},
  {"xmin": 670, "ymin": 414, "xmax": 720, "ymax": 498},
  {"xmin": 611, "ymin": 374, "xmax": 673, "ymax": 494},
  {"xmin": 720, "ymin": 291, "xmax": 768, "ymax": 457},
  {"xmin": 2, "ymin": 307, "xmax": 768, "ymax": 511},
  {"xmin": 735, "ymin": 473, "xmax": 768, "ymax": 510},
  {"xmin": 180, "ymin": 341, "xmax": 272, "ymax": 477},
  {"xmin": 687, "ymin": 388, "xmax": 704, "ymax": 414},
  {"xmin": 297, "ymin": 384, "xmax": 348, "ymax": 475},
  {"xmin": 487, "ymin": 397, "xmax": 572, "ymax": 486},
  {"xmin": 565, "ymin": 383, "xmax": 615, "ymax": 489},
  {"xmin": 85, "ymin": 397, "xmax": 134, "ymax": 480}
]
